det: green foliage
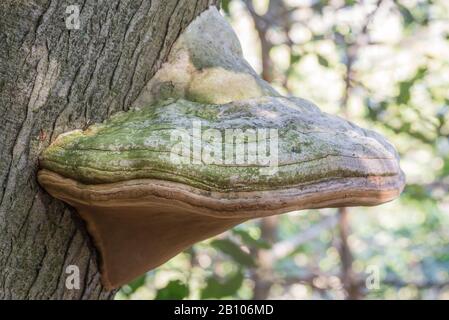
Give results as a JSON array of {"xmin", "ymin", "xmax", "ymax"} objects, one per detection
[
  {"xmin": 232, "ymin": 229, "xmax": 271, "ymax": 250},
  {"xmin": 221, "ymin": 0, "xmax": 231, "ymax": 15},
  {"xmin": 210, "ymin": 239, "xmax": 257, "ymax": 267},
  {"xmin": 316, "ymin": 54, "xmax": 330, "ymax": 68},
  {"xmin": 396, "ymin": 67, "xmax": 427, "ymax": 105},
  {"xmin": 200, "ymin": 270, "xmax": 244, "ymax": 299},
  {"xmin": 155, "ymin": 280, "xmax": 189, "ymax": 300},
  {"xmin": 396, "ymin": 2, "xmax": 415, "ymax": 26}
]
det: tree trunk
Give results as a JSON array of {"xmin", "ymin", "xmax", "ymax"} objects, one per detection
[{"xmin": 0, "ymin": 0, "xmax": 217, "ymax": 300}]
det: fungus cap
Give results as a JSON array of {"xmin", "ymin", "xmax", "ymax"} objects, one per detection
[{"xmin": 37, "ymin": 6, "xmax": 405, "ymax": 289}]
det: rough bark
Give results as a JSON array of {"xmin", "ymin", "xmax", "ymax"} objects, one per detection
[{"xmin": 0, "ymin": 0, "xmax": 217, "ymax": 300}]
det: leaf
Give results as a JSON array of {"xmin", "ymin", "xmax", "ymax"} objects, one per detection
[
  {"xmin": 397, "ymin": 81, "xmax": 412, "ymax": 105},
  {"xmin": 311, "ymin": 0, "xmax": 328, "ymax": 15},
  {"xmin": 344, "ymin": 0, "xmax": 356, "ymax": 7},
  {"xmin": 201, "ymin": 270, "xmax": 244, "ymax": 299},
  {"xmin": 403, "ymin": 184, "xmax": 428, "ymax": 201},
  {"xmin": 211, "ymin": 239, "xmax": 256, "ymax": 267},
  {"xmin": 221, "ymin": 0, "xmax": 231, "ymax": 15},
  {"xmin": 290, "ymin": 53, "xmax": 302, "ymax": 64},
  {"xmin": 312, "ymin": 34, "xmax": 325, "ymax": 41},
  {"xmin": 232, "ymin": 229, "xmax": 271, "ymax": 249},
  {"xmin": 155, "ymin": 280, "xmax": 189, "ymax": 300},
  {"xmin": 436, "ymin": 252, "xmax": 449, "ymax": 263},
  {"xmin": 396, "ymin": 67, "xmax": 427, "ymax": 104},
  {"xmin": 317, "ymin": 54, "xmax": 329, "ymax": 67},
  {"xmin": 396, "ymin": 3, "xmax": 415, "ymax": 26}
]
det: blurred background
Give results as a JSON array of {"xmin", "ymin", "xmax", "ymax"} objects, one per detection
[{"xmin": 116, "ymin": 0, "xmax": 449, "ymax": 300}]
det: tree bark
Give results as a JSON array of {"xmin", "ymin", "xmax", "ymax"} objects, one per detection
[{"xmin": 0, "ymin": 0, "xmax": 217, "ymax": 300}]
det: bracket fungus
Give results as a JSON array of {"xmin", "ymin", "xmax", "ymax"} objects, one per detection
[{"xmin": 37, "ymin": 7, "xmax": 405, "ymax": 289}]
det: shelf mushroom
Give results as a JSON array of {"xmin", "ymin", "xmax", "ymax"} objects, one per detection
[{"xmin": 37, "ymin": 7, "xmax": 405, "ymax": 289}]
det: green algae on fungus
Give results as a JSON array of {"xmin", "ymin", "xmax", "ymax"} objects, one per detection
[{"xmin": 39, "ymin": 96, "xmax": 403, "ymax": 192}]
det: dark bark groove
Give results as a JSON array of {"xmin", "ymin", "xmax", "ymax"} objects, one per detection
[{"xmin": 0, "ymin": 0, "xmax": 218, "ymax": 299}]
